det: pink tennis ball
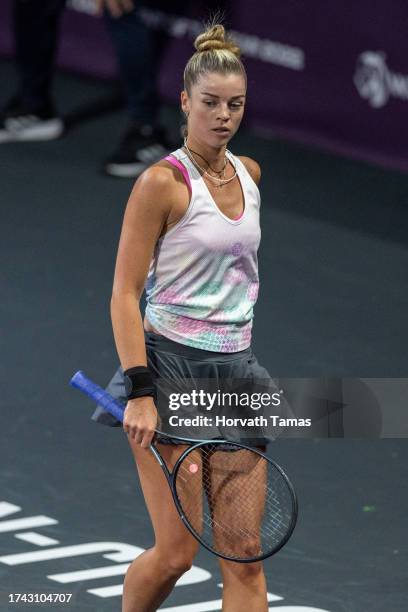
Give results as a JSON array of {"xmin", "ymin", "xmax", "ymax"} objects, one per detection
[{"xmin": 189, "ymin": 463, "xmax": 199, "ymax": 474}]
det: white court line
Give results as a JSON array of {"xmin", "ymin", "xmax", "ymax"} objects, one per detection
[
  {"xmin": 159, "ymin": 600, "xmax": 223, "ymax": 611},
  {"xmin": 15, "ymin": 532, "xmax": 60, "ymax": 546},
  {"xmin": 0, "ymin": 516, "xmax": 58, "ymax": 533},
  {"xmin": 160, "ymin": 592, "xmax": 283, "ymax": 611},
  {"xmin": 0, "ymin": 501, "xmax": 22, "ymax": 518},
  {"xmin": 86, "ymin": 565, "xmax": 212, "ymax": 597},
  {"xmin": 53, "ymin": 564, "xmax": 210, "ymax": 585},
  {"xmin": 86, "ymin": 585, "xmax": 123, "ymax": 598},
  {"xmin": 50, "ymin": 563, "xmax": 130, "ymax": 582}
]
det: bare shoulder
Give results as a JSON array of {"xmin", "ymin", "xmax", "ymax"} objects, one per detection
[
  {"xmin": 236, "ymin": 156, "xmax": 261, "ymax": 185},
  {"xmin": 127, "ymin": 160, "xmax": 182, "ymax": 212},
  {"xmin": 123, "ymin": 158, "xmax": 190, "ymax": 240},
  {"xmin": 133, "ymin": 160, "xmax": 177, "ymax": 195},
  {"xmin": 134, "ymin": 159, "xmax": 188, "ymax": 197},
  {"xmin": 120, "ymin": 165, "xmax": 171, "ymax": 235}
]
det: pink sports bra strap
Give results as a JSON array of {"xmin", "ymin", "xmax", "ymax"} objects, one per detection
[
  {"xmin": 164, "ymin": 155, "xmax": 192, "ymax": 193},
  {"xmin": 164, "ymin": 154, "xmax": 243, "ymax": 220}
]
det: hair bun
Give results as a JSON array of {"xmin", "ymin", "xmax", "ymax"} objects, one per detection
[{"xmin": 194, "ymin": 24, "xmax": 241, "ymax": 58}]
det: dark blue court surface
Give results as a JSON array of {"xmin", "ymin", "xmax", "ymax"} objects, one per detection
[{"xmin": 1, "ymin": 61, "xmax": 407, "ymax": 611}]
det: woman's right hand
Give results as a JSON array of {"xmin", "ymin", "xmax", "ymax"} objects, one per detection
[{"xmin": 123, "ymin": 396, "xmax": 158, "ymax": 448}]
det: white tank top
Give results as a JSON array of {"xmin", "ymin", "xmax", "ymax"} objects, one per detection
[{"xmin": 144, "ymin": 147, "xmax": 261, "ymax": 352}]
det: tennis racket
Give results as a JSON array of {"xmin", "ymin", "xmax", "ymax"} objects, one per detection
[{"xmin": 70, "ymin": 370, "xmax": 298, "ymax": 563}]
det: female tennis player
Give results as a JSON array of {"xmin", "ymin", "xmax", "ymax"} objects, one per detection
[{"xmin": 91, "ymin": 21, "xmax": 274, "ymax": 612}]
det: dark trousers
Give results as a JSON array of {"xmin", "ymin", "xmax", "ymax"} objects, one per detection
[
  {"xmin": 13, "ymin": 1, "xmax": 228, "ymax": 121},
  {"xmin": 103, "ymin": 6, "xmax": 159, "ymax": 125},
  {"xmin": 13, "ymin": 0, "xmax": 162, "ymax": 124},
  {"xmin": 14, "ymin": 0, "xmax": 67, "ymax": 112}
]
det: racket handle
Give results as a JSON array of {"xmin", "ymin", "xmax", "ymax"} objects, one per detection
[{"xmin": 70, "ymin": 370, "xmax": 125, "ymax": 423}]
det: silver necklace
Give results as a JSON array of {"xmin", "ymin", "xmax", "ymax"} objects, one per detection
[
  {"xmin": 185, "ymin": 144, "xmax": 228, "ymax": 175},
  {"xmin": 183, "ymin": 138, "xmax": 237, "ymax": 187}
]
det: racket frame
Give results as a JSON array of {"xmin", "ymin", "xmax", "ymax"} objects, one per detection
[
  {"xmin": 151, "ymin": 435, "xmax": 298, "ymax": 563},
  {"xmin": 70, "ymin": 370, "xmax": 298, "ymax": 562}
]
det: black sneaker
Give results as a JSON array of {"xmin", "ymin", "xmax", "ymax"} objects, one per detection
[
  {"xmin": 0, "ymin": 97, "xmax": 64, "ymax": 143},
  {"xmin": 103, "ymin": 123, "xmax": 175, "ymax": 178}
]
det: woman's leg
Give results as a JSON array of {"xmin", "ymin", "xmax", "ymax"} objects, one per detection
[
  {"xmin": 122, "ymin": 436, "xmax": 200, "ymax": 612},
  {"xmin": 219, "ymin": 558, "xmax": 268, "ymax": 612},
  {"xmin": 207, "ymin": 448, "xmax": 269, "ymax": 612}
]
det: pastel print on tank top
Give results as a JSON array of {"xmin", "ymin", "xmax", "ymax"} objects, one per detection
[{"xmin": 144, "ymin": 148, "xmax": 261, "ymax": 353}]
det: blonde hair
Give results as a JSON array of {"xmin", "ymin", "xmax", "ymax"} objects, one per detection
[{"xmin": 183, "ymin": 23, "xmax": 246, "ymax": 95}]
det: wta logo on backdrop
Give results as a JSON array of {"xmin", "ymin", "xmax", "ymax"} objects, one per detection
[{"xmin": 354, "ymin": 51, "xmax": 408, "ymax": 108}]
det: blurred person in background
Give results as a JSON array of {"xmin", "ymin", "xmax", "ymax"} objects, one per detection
[{"xmin": 0, "ymin": 0, "xmax": 187, "ymax": 177}]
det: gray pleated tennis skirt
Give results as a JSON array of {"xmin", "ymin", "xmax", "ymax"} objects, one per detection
[{"xmin": 90, "ymin": 331, "xmax": 279, "ymax": 445}]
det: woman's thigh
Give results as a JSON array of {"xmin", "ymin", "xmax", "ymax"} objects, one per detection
[
  {"xmin": 206, "ymin": 447, "xmax": 266, "ymax": 559},
  {"xmin": 127, "ymin": 434, "xmax": 200, "ymax": 558}
]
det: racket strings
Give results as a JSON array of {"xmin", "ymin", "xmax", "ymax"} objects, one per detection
[{"xmin": 174, "ymin": 444, "xmax": 294, "ymax": 560}]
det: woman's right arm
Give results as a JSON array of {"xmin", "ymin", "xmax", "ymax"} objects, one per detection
[{"xmin": 110, "ymin": 165, "xmax": 174, "ymax": 448}]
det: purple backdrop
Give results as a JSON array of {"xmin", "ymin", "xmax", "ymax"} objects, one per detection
[{"xmin": 1, "ymin": 0, "xmax": 407, "ymax": 173}]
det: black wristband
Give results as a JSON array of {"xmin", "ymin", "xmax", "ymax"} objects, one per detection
[{"xmin": 123, "ymin": 366, "xmax": 155, "ymax": 400}]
